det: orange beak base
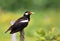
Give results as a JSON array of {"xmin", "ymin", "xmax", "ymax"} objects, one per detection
[{"xmin": 29, "ymin": 11, "xmax": 32, "ymax": 14}]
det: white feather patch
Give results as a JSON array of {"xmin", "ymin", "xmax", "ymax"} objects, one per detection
[
  {"xmin": 11, "ymin": 33, "xmax": 17, "ymax": 41},
  {"xmin": 25, "ymin": 13, "xmax": 28, "ymax": 15},
  {"xmin": 10, "ymin": 21, "xmax": 15, "ymax": 25},
  {"xmin": 20, "ymin": 20, "xmax": 28, "ymax": 23}
]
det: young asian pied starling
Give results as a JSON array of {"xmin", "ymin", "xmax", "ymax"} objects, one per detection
[{"xmin": 5, "ymin": 11, "xmax": 32, "ymax": 34}]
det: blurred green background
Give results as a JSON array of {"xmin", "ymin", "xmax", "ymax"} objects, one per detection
[{"xmin": 0, "ymin": 0, "xmax": 60, "ymax": 41}]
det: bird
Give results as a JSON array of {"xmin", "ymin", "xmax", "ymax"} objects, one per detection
[{"xmin": 5, "ymin": 11, "xmax": 32, "ymax": 34}]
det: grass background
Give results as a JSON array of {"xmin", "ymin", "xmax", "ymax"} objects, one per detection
[{"xmin": 0, "ymin": 8, "xmax": 60, "ymax": 41}]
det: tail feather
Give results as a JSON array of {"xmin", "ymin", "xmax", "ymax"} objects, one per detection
[{"xmin": 5, "ymin": 27, "xmax": 11, "ymax": 33}]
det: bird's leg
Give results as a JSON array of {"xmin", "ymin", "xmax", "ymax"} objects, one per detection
[{"xmin": 20, "ymin": 30, "xmax": 24, "ymax": 41}]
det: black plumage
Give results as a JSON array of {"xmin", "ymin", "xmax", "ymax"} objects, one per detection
[{"xmin": 5, "ymin": 11, "xmax": 32, "ymax": 34}]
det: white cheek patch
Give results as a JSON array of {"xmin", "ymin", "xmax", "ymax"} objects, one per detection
[
  {"xmin": 20, "ymin": 20, "xmax": 28, "ymax": 23},
  {"xmin": 25, "ymin": 13, "xmax": 28, "ymax": 15}
]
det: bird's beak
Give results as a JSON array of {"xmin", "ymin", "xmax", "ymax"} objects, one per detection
[{"xmin": 29, "ymin": 11, "xmax": 35, "ymax": 15}]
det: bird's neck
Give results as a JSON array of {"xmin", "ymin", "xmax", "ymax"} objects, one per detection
[{"xmin": 24, "ymin": 15, "xmax": 30, "ymax": 21}]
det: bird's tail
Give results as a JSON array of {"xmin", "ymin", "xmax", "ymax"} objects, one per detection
[{"xmin": 5, "ymin": 27, "xmax": 11, "ymax": 33}]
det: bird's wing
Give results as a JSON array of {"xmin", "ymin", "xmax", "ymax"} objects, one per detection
[
  {"xmin": 10, "ymin": 17, "xmax": 29, "ymax": 34},
  {"xmin": 5, "ymin": 16, "xmax": 28, "ymax": 33}
]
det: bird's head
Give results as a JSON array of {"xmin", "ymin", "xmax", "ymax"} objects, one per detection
[{"xmin": 24, "ymin": 11, "xmax": 32, "ymax": 16}]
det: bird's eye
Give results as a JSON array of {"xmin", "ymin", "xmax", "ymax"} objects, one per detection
[{"xmin": 25, "ymin": 13, "xmax": 28, "ymax": 15}]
